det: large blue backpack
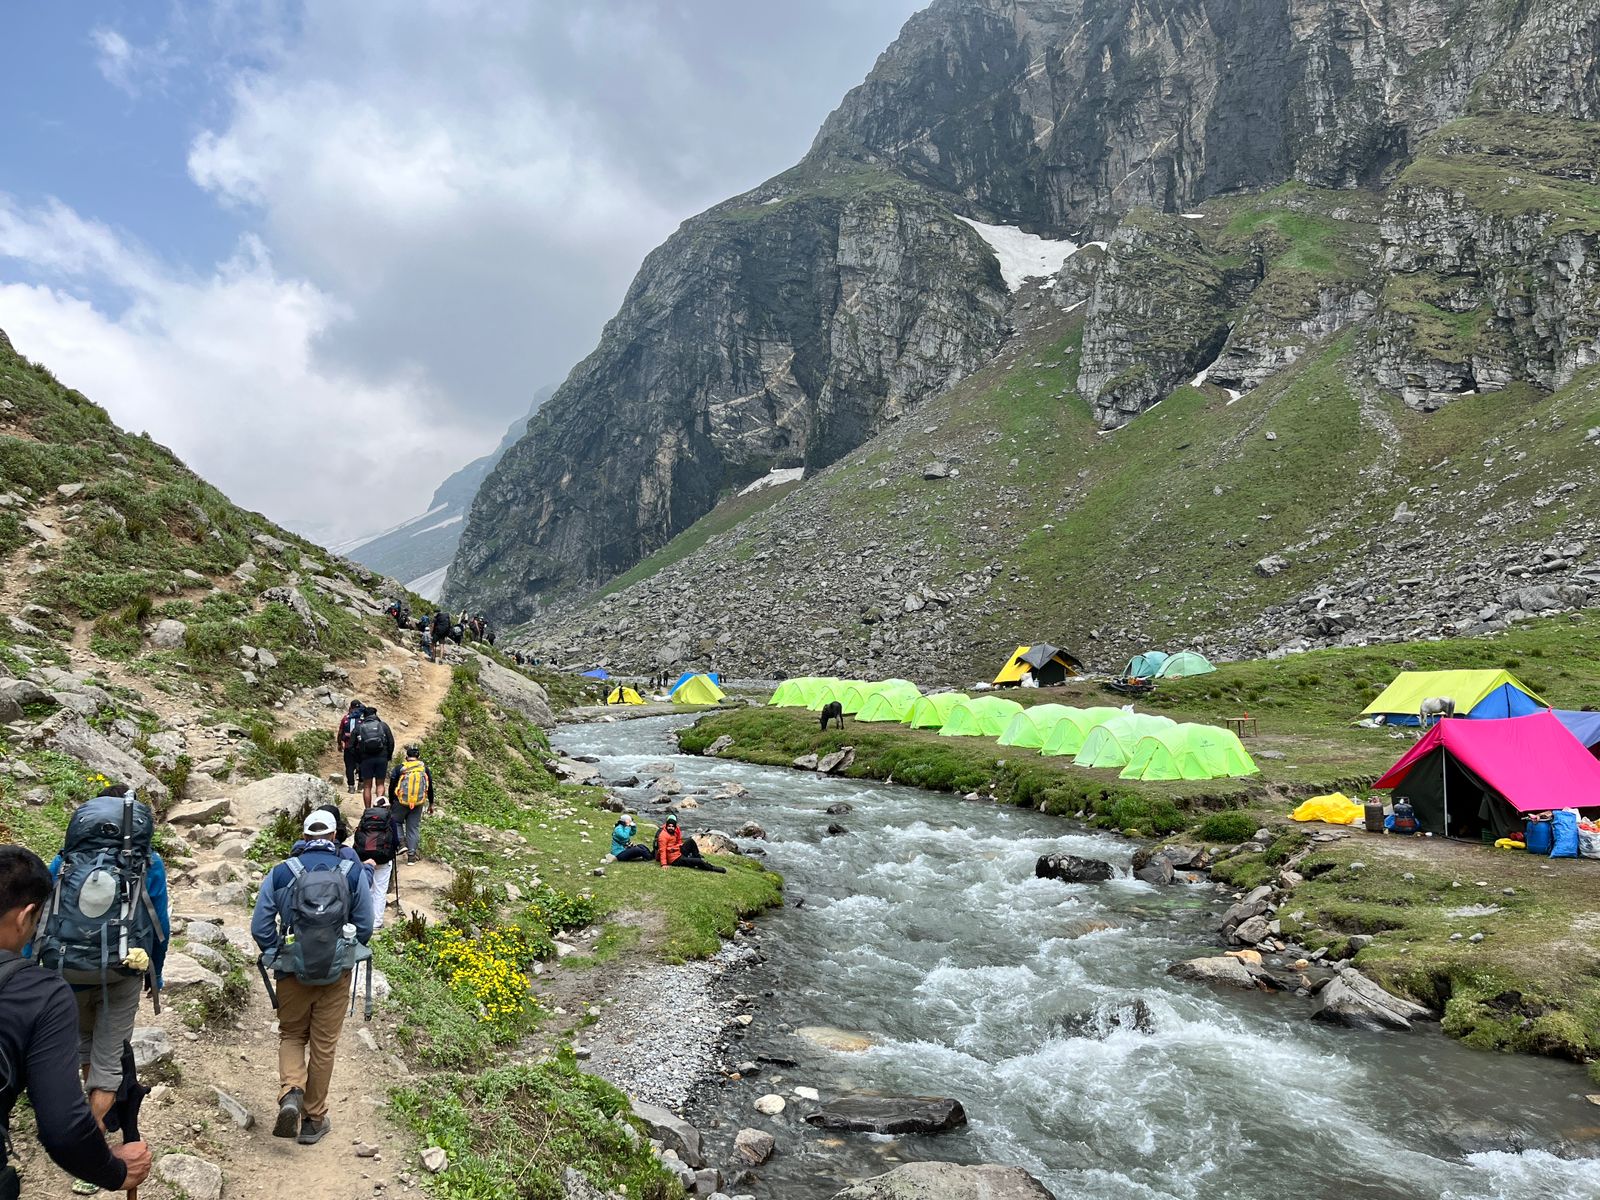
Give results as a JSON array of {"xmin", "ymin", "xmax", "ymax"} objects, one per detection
[
  {"xmin": 1550, "ymin": 810, "xmax": 1580, "ymax": 859},
  {"xmin": 35, "ymin": 795, "xmax": 162, "ymax": 984}
]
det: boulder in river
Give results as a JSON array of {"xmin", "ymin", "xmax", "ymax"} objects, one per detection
[
  {"xmin": 735, "ymin": 821, "xmax": 767, "ymax": 840},
  {"xmin": 1311, "ymin": 968, "xmax": 1434, "ymax": 1032},
  {"xmin": 826, "ymin": 802, "xmax": 853, "ymax": 815},
  {"xmin": 818, "ymin": 747, "xmax": 856, "ymax": 775},
  {"xmin": 795, "ymin": 1026, "xmax": 873, "ymax": 1053},
  {"xmin": 1132, "ymin": 844, "xmax": 1208, "ymax": 873},
  {"xmin": 831, "ymin": 1161, "xmax": 1056, "ymax": 1199},
  {"xmin": 1168, "ymin": 956, "xmax": 1276, "ymax": 992},
  {"xmin": 793, "ymin": 753, "xmax": 820, "ymax": 770},
  {"xmin": 1134, "ymin": 861, "xmax": 1174, "ymax": 885},
  {"xmin": 629, "ymin": 1099, "xmax": 704, "ymax": 1167},
  {"xmin": 805, "ymin": 1095, "xmax": 967, "ymax": 1135},
  {"xmin": 1035, "ymin": 853, "xmax": 1114, "ymax": 884},
  {"xmin": 1229, "ymin": 916, "xmax": 1272, "ymax": 947}
]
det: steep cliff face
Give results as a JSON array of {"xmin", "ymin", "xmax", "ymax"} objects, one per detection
[
  {"xmin": 448, "ymin": 177, "xmax": 1010, "ymax": 622},
  {"xmin": 449, "ymin": 0, "xmax": 1600, "ymax": 623}
]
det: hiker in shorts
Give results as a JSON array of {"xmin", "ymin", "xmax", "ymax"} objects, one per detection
[
  {"xmin": 36, "ymin": 783, "xmax": 171, "ymax": 1138},
  {"xmin": 351, "ymin": 705, "xmax": 395, "ymax": 806},
  {"xmin": 387, "ymin": 746, "xmax": 434, "ymax": 862},
  {"xmin": 251, "ymin": 810, "xmax": 373, "ymax": 1146},
  {"xmin": 337, "ymin": 699, "xmax": 363, "ymax": 795},
  {"xmin": 0, "ymin": 845, "xmax": 153, "ymax": 1195},
  {"xmin": 355, "ymin": 796, "xmax": 402, "ymax": 929}
]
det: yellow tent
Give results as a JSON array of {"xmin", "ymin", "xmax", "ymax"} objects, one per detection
[
  {"xmin": 606, "ymin": 686, "xmax": 644, "ymax": 706},
  {"xmin": 671, "ymin": 674, "xmax": 726, "ymax": 705},
  {"xmin": 1360, "ymin": 669, "xmax": 1546, "ymax": 724},
  {"xmin": 993, "ymin": 644, "xmax": 1085, "ymax": 687}
]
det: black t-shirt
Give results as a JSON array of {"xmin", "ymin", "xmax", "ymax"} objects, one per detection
[{"xmin": 0, "ymin": 954, "xmax": 127, "ymax": 1191}]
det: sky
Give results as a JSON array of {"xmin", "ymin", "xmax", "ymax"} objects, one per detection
[{"xmin": 0, "ymin": 0, "xmax": 926, "ymax": 547}]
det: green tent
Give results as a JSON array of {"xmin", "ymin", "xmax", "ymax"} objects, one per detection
[
  {"xmin": 1155, "ymin": 651, "xmax": 1216, "ymax": 679},
  {"xmin": 1121, "ymin": 651, "xmax": 1169, "ymax": 679},
  {"xmin": 904, "ymin": 692, "xmax": 969, "ymax": 729},
  {"xmin": 1073, "ymin": 713, "xmax": 1178, "ymax": 768},
  {"xmin": 1119, "ymin": 723, "xmax": 1259, "ymax": 781},
  {"xmin": 837, "ymin": 679, "xmax": 917, "ymax": 715},
  {"xmin": 856, "ymin": 684, "xmax": 922, "ymax": 723},
  {"xmin": 939, "ymin": 696, "xmax": 1025, "ymax": 738},
  {"xmin": 1037, "ymin": 706, "xmax": 1123, "ymax": 757},
  {"xmin": 770, "ymin": 677, "xmax": 823, "ymax": 707},
  {"xmin": 998, "ymin": 704, "xmax": 1081, "ymax": 750},
  {"xmin": 809, "ymin": 680, "xmax": 865, "ymax": 710}
]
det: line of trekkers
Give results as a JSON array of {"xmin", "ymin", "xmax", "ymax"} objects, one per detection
[{"xmin": 383, "ymin": 600, "xmax": 495, "ymax": 662}]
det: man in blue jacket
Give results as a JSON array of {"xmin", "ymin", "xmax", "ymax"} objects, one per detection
[
  {"xmin": 251, "ymin": 809, "xmax": 373, "ymax": 1146},
  {"xmin": 0, "ymin": 845, "xmax": 151, "ymax": 1195}
]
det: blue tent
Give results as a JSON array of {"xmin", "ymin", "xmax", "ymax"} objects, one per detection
[
  {"xmin": 1553, "ymin": 709, "xmax": 1600, "ymax": 750},
  {"xmin": 670, "ymin": 670, "xmax": 720, "ymax": 692},
  {"xmin": 582, "ymin": 668, "xmax": 610, "ymax": 680}
]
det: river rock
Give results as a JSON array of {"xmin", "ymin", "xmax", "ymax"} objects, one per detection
[
  {"xmin": 754, "ymin": 1094, "xmax": 787, "ymax": 1116},
  {"xmin": 735, "ymin": 821, "xmax": 767, "ymax": 840},
  {"xmin": 805, "ymin": 1095, "xmax": 966, "ymax": 1135},
  {"xmin": 1132, "ymin": 844, "xmax": 1208, "ymax": 872},
  {"xmin": 158, "ymin": 1155, "xmax": 223, "ymax": 1200},
  {"xmin": 734, "ymin": 1128, "xmax": 776, "ymax": 1164},
  {"xmin": 697, "ymin": 831, "xmax": 740, "ymax": 856},
  {"xmin": 826, "ymin": 802, "xmax": 853, "ymax": 815},
  {"xmin": 831, "ymin": 1162, "xmax": 1056, "ymax": 1199},
  {"xmin": 1134, "ymin": 861, "xmax": 1174, "ymax": 885},
  {"xmin": 1229, "ymin": 916, "xmax": 1272, "ymax": 946},
  {"xmin": 817, "ymin": 747, "xmax": 856, "ymax": 775},
  {"xmin": 706, "ymin": 735, "xmax": 734, "ymax": 755},
  {"xmin": 1168, "ymin": 956, "xmax": 1269, "ymax": 991},
  {"xmin": 1311, "ymin": 968, "xmax": 1434, "ymax": 1032},
  {"xmin": 796, "ymin": 1026, "xmax": 873, "ymax": 1053},
  {"xmin": 1035, "ymin": 853, "xmax": 1114, "ymax": 884},
  {"xmin": 630, "ymin": 1099, "xmax": 704, "ymax": 1167},
  {"xmin": 793, "ymin": 753, "xmax": 820, "ymax": 770}
]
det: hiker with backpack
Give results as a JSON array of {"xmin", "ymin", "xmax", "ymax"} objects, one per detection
[
  {"xmin": 351, "ymin": 705, "xmax": 395, "ymax": 806},
  {"xmin": 251, "ymin": 810, "xmax": 374, "ymax": 1146},
  {"xmin": 337, "ymin": 699, "xmax": 364, "ymax": 795},
  {"xmin": 0, "ymin": 844, "xmax": 153, "ymax": 1196},
  {"xmin": 35, "ymin": 784, "xmax": 170, "ymax": 1133},
  {"xmin": 387, "ymin": 745, "xmax": 434, "ymax": 862},
  {"xmin": 355, "ymin": 796, "xmax": 402, "ymax": 929}
]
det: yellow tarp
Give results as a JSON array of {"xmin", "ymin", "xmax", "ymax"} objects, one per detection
[
  {"xmin": 1290, "ymin": 793, "xmax": 1365, "ymax": 825},
  {"xmin": 1360, "ymin": 669, "xmax": 1546, "ymax": 718},
  {"xmin": 993, "ymin": 646, "xmax": 1034, "ymax": 685},
  {"xmin": 606, "ymin": 686, "xmax": 643, "ymax": 706}
]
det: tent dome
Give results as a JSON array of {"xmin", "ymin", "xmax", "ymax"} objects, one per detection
[
  {"xmin": 857, "ymin": 686, "xmax": 923, "ymax": 723},
  {"xmin": 1074, "ymin": 714, "xmax": 1177, "ymax": 767},
  {"xmin": 1037, "ymin": 707, "xmax": 1123, "ymax": 757},
  {"xmin": 1120, "ymin": 723, "xmax": 1258, "ymax": 781},
  {"xmin": 904, "ymin": 693, "xmax": 970, "ymax": 729},
  {"xmin": 1154, "ymin": 651, "xmax": 1215, "ymax": 679},
  {"xmin": 997, "ymin": 704, "xmax": 1081, "ymax": 749},
  {"xmin": 939, "ymin": 697, "xmax": 1025, "ymax": 738}
]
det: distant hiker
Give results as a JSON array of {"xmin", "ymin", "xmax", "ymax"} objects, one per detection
[
  {"xmin": 654, "ymin": 816, "xmax": 726, "ymax": 873},
  {"xmin": 351, "ymin": 705, "xmax": 395, "ymax": 805},
  {"xmin": 0, "ymin": 844, "xmax": 153, "ymax": 1195},
  {"xmin": 383, "ymin": 599, "xmax": 409, "ymax": 631},
  {"xmin": 354, "ymin": 796, "xmax": 402, "ymax": 929},
  {"xmin": 609, "ymin": 815, "xmax": 652, "ymax": 863},
  {"xmin": 387, "ymin": 745, "xmax": 435, "ymax": 862},
  {"xmin": 430, "ymin": 609, "xmax": 450, "ymax": 649},
  {"xmin": 252, "ymin": 810, "xmax": 373, "ymax": 1146},
  {"xmin": 337, "ymin": 699, "xmax": 364, "ymax": 794},
  {"xmin": 35, "ymin": 783, "xmax": 170, "ymax": 1131},
  {"xmin": 420, "ymin": 623, "xmax": 436, "ymax": 662}
]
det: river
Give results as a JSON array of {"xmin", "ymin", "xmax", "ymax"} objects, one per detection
[{"xmin": 553, "ymin": 715, "xmax": 1600, "ymax": 1200}]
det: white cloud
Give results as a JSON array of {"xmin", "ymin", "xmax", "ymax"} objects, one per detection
[
  {"xmin": 0, "ymin": 196, "xmax": 484, "ymax": 546},
  {"xmin": 90, "ymin": 26, "xmax": 177, "ymax": 97}
]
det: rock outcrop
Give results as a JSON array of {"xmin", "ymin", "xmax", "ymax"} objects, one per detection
[{"xmin": 831, "ymin": 1161, "xmax": 1056, "ymax": 1200}]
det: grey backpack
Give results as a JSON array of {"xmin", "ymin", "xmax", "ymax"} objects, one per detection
[{"xmin": 272, "ymin": 858, "xmax": 356, "ymax": 986}]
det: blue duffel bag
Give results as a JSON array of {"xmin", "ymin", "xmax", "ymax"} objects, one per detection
[{"xmin": 1550, "ymin": 810, "xmax": 1579, "ymax": 859}]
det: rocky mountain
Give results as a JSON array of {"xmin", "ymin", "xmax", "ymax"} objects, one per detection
[
  {"xmin": 451, "ymin": 0, "xmax": 1600, "ymax": 670},
  {"xmin": 343, "ymin": 386, "xmax": 552, "ymax": 598}
]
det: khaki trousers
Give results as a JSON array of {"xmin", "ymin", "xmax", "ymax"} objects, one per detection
[{"xmin": 276, "ymin": 972, "xmax": 350, "ymax": 1120}]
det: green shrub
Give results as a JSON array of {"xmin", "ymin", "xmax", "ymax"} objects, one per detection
[{"xmin": 1194, "ymin": 810, "xmax": 1258, "ymax": 843}]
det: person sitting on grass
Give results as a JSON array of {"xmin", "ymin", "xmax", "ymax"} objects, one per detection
[
  {"xmin": 654, "ymin": 815, "xmax": 726, "ymax": 873},
  {"xmin": 609, "ymin": 814, "xmax": 653, "ymax": 863}
]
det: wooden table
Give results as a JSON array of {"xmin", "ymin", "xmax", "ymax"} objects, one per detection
[{"xmin": 1225, "ymin": 716, "xmax": 1259, "ymax": 739}]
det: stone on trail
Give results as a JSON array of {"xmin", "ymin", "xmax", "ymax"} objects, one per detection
[
  {"xmin": 185, "ymin": 920, "xmax": 227, "ymax": 946},
  {"xmin": 1035, "ymin": 853, "xmax": 1114, "ymax": 884},
  {"xmin": 754, "ymin": 1093, "xmax": 787, "ymax": 1116},
  {"xmin": 167, "ymin": 798, "xmax": 232, "ymax": 826},
  {"xmin": 831, "ymin": 1161, "xmax": 1057, "ymax": 1200},
  {"xmin": 1311, "ymin": 968, "xmax": 1434, "ymax": 1032},
  {"xmin": 149, "ymin": 618, "xmax": 188, "ymax": 649},
  {"xmin": 162, "ymin": 953, "xmax": 223, "ymax": 991},
  {"xmin": 422, "ymin": 1146, "xmax": 449, "ymax": 1173},
  {"xmin": 230, "ymin": 772, "xmax": 333, "ymax": 830},
  {"xmin": 212, "ymin": 1086, "xmax": 255, "ymax": 1130},
  {"xmin": 157, "ymin": 1154, "xmax": 223, "ymax": 1200},
  {"xmin": 734, "ymin": 1128, "xmax": 776, "ymax": 1165},
  {"xmin": 30, "ymin": 712, "xmax": 167, "ymax": 802},
  {"xmin": 630, "ymin": 1099, "xmax": 705, "ymax": 1167},
  {"xmin": 805, "ymin": 1095, "xmax": 967, "ymax": 1135},
  {"xmin": 130, "ymin": 1026, "xmax": 173, "ymax": 1069}
]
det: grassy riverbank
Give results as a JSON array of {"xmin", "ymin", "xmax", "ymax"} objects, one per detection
[{"xmin": 681, "ymin": 618, "xmax": 1600, "ymax": 1080}]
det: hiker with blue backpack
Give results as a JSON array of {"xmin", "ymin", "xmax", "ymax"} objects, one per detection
[
  {"xmin": 34, "ymin": 783, "xmax": 170, "ymax": 1138},
  {"xmin": 251, "ymin": 809, "xmax": 374, "ymax": 1146}
]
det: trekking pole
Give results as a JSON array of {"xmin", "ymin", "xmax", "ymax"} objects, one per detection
[{"xmin": 256, "ymin": 956, "xmax": 279, "ymax": 1009}]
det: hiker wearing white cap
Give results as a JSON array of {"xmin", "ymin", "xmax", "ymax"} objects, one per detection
[
  {"xmin": 251, "ymin": 807, "xmax": 373, "ymax": 1146},
  {"xmin": 608, "ymin": 814, "xmax": 652, "ymax": 862}
]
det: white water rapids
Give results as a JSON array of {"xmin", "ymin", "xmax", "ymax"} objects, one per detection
[{"xmin": 554, "ymin": 717, "xmax": 1600, "ymax": 1199}]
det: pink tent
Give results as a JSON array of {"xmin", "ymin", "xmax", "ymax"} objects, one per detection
[{"xmin": 1375, "ymin": 711, "xmax": 1600, "ymax": 837}]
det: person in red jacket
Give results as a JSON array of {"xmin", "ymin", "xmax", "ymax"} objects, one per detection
[{"xmin": 653, "ymin": 816, "xmax": 726, "ymax": 873}]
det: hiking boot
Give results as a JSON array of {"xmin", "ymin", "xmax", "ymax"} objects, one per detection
[
  {"xmin": 297, "ymin": 1114, "xmax": 331, "ymax": 1145},
  {"xmin": 273, "ymin": 1088, "xmax": 304, "ymax": 1138}
]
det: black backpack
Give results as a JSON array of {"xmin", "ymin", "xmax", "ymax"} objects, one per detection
[
  {"xmin": 355, "ymin": 807, "xmax": 397, "ymax": 864},
  {"xmin": 353, "ymin": 716, "xmax": 386, "ymax": 757},
  {"xmin": 272, "ymin": 858, "xmax": 356, "ymax": 986},
  {"xmin": 34, "ymin": 796, "xmax": 162, "ymax": 984}
]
